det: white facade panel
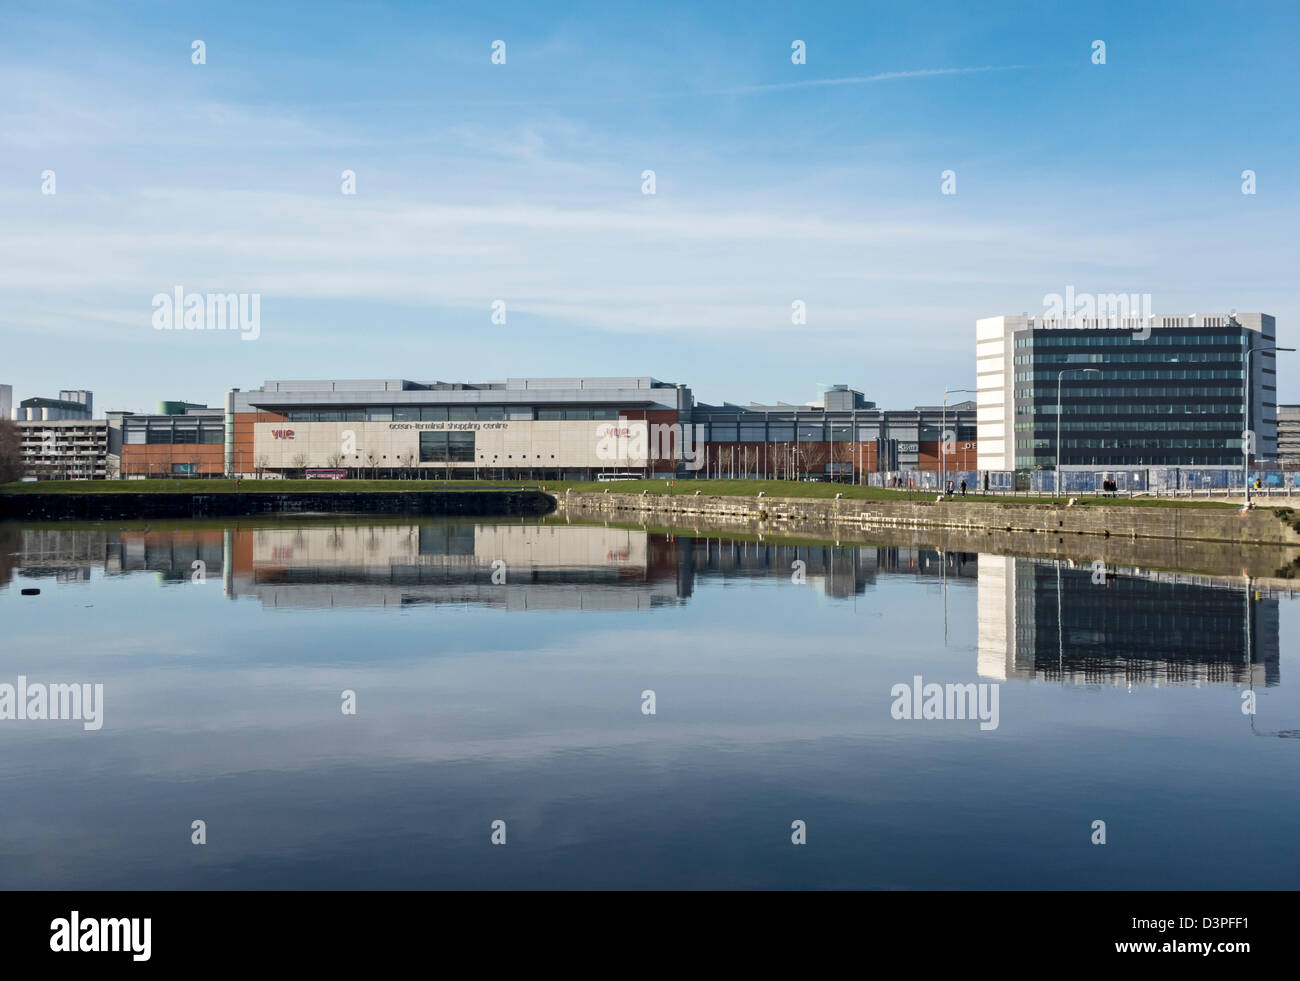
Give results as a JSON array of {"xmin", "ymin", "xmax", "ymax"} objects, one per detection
[{"xmin": 254, "ymin": 419, "xmax": 662, "ymax": 470}]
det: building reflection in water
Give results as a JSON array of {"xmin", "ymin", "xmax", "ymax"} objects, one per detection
[
  {"xmin": 978, "ymin": 556, "xmax": 1280, "ymax": 688},
  {"xmin": 5, "ymin": 521, "xmax": 974, "ymax": 606},
  {"xmin": 5, "ymin": 522, "xmax": 1285, "ymax": 687},
  {"xmin": 226, "ymin": 523, "xmax": 974, "ymax": 611}
]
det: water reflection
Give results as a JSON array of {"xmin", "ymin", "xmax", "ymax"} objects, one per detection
[
  {"xmin": 4, "ymin": 522, "xmax": 976, "ymax": 605},
  {"xmin": 4, "ymin": 520, "xmax": 1284, "ymax": 688},
  {"xmin": 978, "ymin": 556, "xmax": 1279, "ymax": 687},
  {"xmin": 3, "ymin": 518, "xmax": 1299, "ymax": 890}
]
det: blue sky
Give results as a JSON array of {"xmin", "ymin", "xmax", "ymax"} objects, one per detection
[{"xmin": 2, "ymin": 0, "xmax": 1298, "ymax": 412}]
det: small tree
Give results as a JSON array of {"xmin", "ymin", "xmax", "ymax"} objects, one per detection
[
  {"xmin": 291, "ymin": 453, "xmax": 308, "ymax": 478},
  {"xmin": 799, "ymin": 442, "xmax": 829, "ymax": 479},
  {"xmin": 255, "ymin": 454, "xmax": 270, "ymax": 480},
  {"xmin": 766, "ymin": 443, "xmax": 786, "ymax": 480},
  {"xmin": 831, "ymin": 440, "xmax": 857, "ymax": 483}
]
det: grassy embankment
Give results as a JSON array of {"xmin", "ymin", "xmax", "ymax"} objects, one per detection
[{"xmin": 0, "ymin": 477, "xmax": 1247, "ymax": 509}]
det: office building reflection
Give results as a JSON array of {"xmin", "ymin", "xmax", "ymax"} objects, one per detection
[{"xmin": 978, "ymin": 556, "xmax": 1279, "ymax": 686}]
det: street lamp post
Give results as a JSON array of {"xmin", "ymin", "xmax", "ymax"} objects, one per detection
[
  {"xmin": 1244, "ymin": 342, "xmax": 1295, "ymax": 504},
  {"xmin": 1056, "ymin": 368, "xmax": 1100, "ymax": 497},
  {"xmin": 941, "ymin": 386, "xmax": 976, "ymax": 494}
]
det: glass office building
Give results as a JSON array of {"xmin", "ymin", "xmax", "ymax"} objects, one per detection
[{"xmin": 976, "ymin": 313, "xmax": 1277, "ymax": 471}]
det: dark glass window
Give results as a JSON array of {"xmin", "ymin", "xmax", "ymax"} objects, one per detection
[
  {"xmin": 477, "ymin": 406, "xmax": 505, "ymax": 420},
  {"xmin": 447, "ymin": 407, "xmax": 476, "ymax": 420},
  {"xmin": 420, "ymin": 431, "xmax": 476, "ymax": 462},
  {"xmin": 710, "ymin": 423, "xmax": 738, "ymax": 441},
  {"xmin": 421, "ymin": 407, "xmax": 448, "ymax": 421},
  {"xmin": 393, "ymin": 407, "xmax": 421, "ymax": 421},
  {"xmin": 448, "ymin": 432, "xmax": 475, "ymax": 461},
  {"xmin": 536, "ymin": 409, "xmax": 563, "ymax": 420},
  {"xmin": 418, "ymin": 525, "xmax": 475, "ymax": 556},
  {"xmin": 419, "ymin": 432, "xmax": 446, "ymax": 462}
]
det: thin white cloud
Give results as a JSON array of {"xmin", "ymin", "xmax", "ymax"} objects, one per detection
[
  {"xmin": 0, "ymin": 185, "xmax": 1170, "ymax": 341},
  {"xmin": 711, "ymin": 64, "xmax": 1027, "ymax": 95},
  {"xmin": 0, "ymin": 56, "xmax": 1290, "ymax": 371}
]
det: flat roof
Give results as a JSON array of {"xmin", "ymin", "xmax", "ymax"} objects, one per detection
[
  {"xmin": 251, "ymin": 376, "xmax": 676, "ymax": 392},
  {"xmin": 232, "ymin": 377, "xmax": 686, "ymax": 411},
  {"xmin": 694, "ymin": 402, "xmax": 977, "ymax": 414}
]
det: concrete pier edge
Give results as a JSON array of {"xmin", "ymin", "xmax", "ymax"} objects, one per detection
[{"xmin": 556, "ymin": 490, "xmax": 1300, "ymax": 548}]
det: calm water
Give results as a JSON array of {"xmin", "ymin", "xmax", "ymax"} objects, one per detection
[{"xmin": 1, "ymin": 517, "xmax": 1297, "ymax": 890}]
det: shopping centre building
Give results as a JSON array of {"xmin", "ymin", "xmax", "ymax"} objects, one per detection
[
  {"xmin": 109, "ymin": 376, "xmax": 977, "ymax": 481},
  {"xmin": 216, "ymin": 377, "xmax": 975, "ymax": 481},
  {"xmin": 223, "ymin": 376, "xmax": 691, "ymax": 480}
]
